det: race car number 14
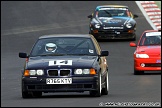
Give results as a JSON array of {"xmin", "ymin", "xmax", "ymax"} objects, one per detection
[{"xmin": 46, "ymin": 78, "xmax": 72, "ymax": 84}]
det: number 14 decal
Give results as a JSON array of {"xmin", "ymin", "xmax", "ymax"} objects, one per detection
[{"xmin": 49, "ymin": 60, "xmax": 72, "ymax": 66}]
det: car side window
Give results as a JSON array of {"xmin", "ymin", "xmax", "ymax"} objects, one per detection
[
  {"xmin": 92, "ymin": 10, "xmax": 97, "ymax": 18},
  {"xmin": 30, "ymin": 40, "xmax": 44, "ymax": 56},
  {"xmin": 127, "ymin": 9, "xmax": 133, "ymax": 18}
]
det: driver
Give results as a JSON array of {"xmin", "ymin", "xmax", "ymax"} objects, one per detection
[
  {"xmin": 45, "ymin": 43, "xmax": 57, "ymax": 53},
  {"xmin": 149, "ymin": 37, "xmax": 156, "ymax": 44}
]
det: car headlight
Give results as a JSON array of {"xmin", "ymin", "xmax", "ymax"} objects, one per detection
[
  {"xmin": 24, "ymin": 69, "xmax": 44, "ymax": 76},
  {"xmin": 95, "ymin": 24, "xmax": 100, "ymax": 28},
  {"xmin": 74, "ymin": 69, "xmax": 96, "ymax": 75},
  {"xmin": 83, "ymin": 69, "xmax": 90, "ymax": 74},
  {"xmin": 126, "ymin": 23, "xmax": 132, "ymax": 28},
  {"xmin": 136, "ymin": 54, "xmax": 149, "ymax": 58},
  {"xmin": 74, "ymin": 69, "xmax": 83, "ymax": 74},
  {"xmin": 29, "ymin": 70, "xmax": 36, "ymax": 75},
  {"xmin": 36, "ymin": 69, "xmax": 44, "ymax": 75}
]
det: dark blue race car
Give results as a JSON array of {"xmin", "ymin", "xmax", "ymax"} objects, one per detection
[
  {"xmin": 19, "ymin": 34, "xmax": 109, "ymax": 98},
  {"xmin": 88, "ymin": 5, "xmax": 138, "ymax": 40}
]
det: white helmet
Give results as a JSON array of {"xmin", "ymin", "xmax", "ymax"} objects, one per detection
[{"xmin": 45, "ymin": 43, "xmax": 57, "ymax": 52}]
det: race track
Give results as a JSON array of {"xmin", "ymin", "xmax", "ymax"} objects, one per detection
[{"xmin": 1, "ymin": 1, "xmax": 161, "ymax": 107}]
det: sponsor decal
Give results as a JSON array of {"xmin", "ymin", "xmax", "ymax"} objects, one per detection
[
  {"xmin": 103, "ymin": 27, "xmax": 123, "ymax": 29},
  {"xmin": 89, "ymin": 49, "xmax": 94, "ymax": 53},
  {"xmin": 100, "ymin": 17, "xmax": 130, "ymax": 24},
  {"xmin": 99, "ymin": 8, "xmax": 127, "ymax": 10},
  {"xmin": 146, "ymin": 32, "xmax": 161, "ymax": 36},
  {"xmin": 99, "ymin": 17, "xmax": 113, "ymax": 20},
  {"xmin": 103, "ymin": 19, "xmax": 122, "ymax": 23},
  {"xmin": 156, "ymin": 60, "xmax": 161, "ymax": 63}
]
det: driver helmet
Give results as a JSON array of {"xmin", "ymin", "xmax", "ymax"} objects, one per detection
[{"xmin": 45, "ymin": 43, "xmax": 57, "ymax": 52}]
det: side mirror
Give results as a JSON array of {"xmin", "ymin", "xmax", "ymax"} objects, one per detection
[
  {"xmin": 133, "ymin": 14, "xmax": 138, "ymax": 18},
  {"xmin": 87, "ymin": 15, "xmax": 92, "ymax": 18},
  {"xmin": 100, "ymin": 50, "xmax": 109, "ymax": 56},
  {"xmin": 130, "ymin": 42, "xmax": 137, "ymax": 47},
  {"xmin": 19, "ymin": 52, "xmax": 28, "ymax": 58}
]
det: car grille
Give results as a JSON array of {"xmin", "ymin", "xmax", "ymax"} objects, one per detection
[
  {"xmin": 145, "ymin": 63, "xmax": 161, "ymax": 67},
  {"xmin": 47, "ymin": 69, "xmax": 71, "ymax": 76}
]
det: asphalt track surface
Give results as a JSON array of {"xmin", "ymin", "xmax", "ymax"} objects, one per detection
[{"xmin": 1, "ymin": 1, "xmax": 161, "ymax": 107}]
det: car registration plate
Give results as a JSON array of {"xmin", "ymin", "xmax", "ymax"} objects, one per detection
[{"xmin": 46, "ymin": 78, "xmax": 72, "ymax": 84}]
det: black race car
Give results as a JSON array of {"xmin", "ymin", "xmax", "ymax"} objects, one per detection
[
  {"xmin": 88, "ymin": 5, "xmax": 138, "ymax": 40},
  {"xmin": 19, "ymin": 34, "xmax": 109, "ymax": 98}
]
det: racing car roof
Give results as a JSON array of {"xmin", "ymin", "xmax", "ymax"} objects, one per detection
[
  {"xmin": 144, "ymin": 30, "xmax": 161, "ymax": 33},
  {"xmin": 39, "ymin": 34, "xmax": 93, "ymax": 39}
]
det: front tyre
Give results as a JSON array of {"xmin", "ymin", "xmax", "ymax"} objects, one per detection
[
  {"xmin": 21, "ymin": 80, "xmax": 32, "ymax": 98},
  {"xmin": 22, "ymin": 91, "xmax": 32, "ymax": 98},
  {"xmin": 89, "ymin": 31, "xmax": 91, "ymax": 34},
  {"xmin": 101, "ymin": 71, "xmax": 109, "ymax": 95},
  {"xmin": 131, "ymin": 36, "xmax": 136, "ymax": 41},
  {"xmin": 130, "ymin": 34, "xmax": 136, "ymax": 41},
  {"xmin": 134, "ymin": 68, "xmax": 144, "ymax": 75}
]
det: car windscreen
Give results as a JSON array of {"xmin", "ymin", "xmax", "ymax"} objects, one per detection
[
  {"xmin": 30, "ymin": 37, "xmax": 97, "ymax": 57},
  {"xmin": 97, "ymin": 8, "xmax": 129, "ymax": 17},
  {"xmin": 139, "ymin": 32, "xmax": 161, "ymax": 46}
]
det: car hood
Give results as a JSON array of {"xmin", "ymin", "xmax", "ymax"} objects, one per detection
[
  {"xmin": 136, "ymin": 46, "xmax": 161, "ymax": 55},
  {"xmin": 27, "ymin": 56, "xmax": 98, "ymax": 69},
  {"xmin": 97, "ymin": 17, "xmax": 131, "ymax": 27}
]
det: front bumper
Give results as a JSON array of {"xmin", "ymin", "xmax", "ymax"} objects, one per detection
[
  {"xmin": 134, "ymin": 58, "xmax": 161, "ymax": 71},
  {"xmin": 22, "ymin": 76, "xmax": 99, "ymax": 92},
  {"xmin": 91, "ymin": 30, "xmax": 136, "ymax": 39}
]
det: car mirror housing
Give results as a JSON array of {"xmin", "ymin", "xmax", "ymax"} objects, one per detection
[
  {"xmin": 133, "ymin": 14, "xmax": 138, "ymax": 18},
  {"xmin": 19, "ymin": 52, "xmax": 28, "ymax": 58},
  {"xmin": 100, "ymin": 50, "xmax": 109, "ymax": 56},
  {"xmin": 88, "ymin": 15, "xmax": 92, "ymax": 18},
  {"xmin": 130, "ymin": 42, "xmax": 137, "ymax": 47}
]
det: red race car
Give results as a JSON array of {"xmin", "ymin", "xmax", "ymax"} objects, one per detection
[{"xmin": 130, "ymin": 29, "xmax": 161, "ymax": 75}]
